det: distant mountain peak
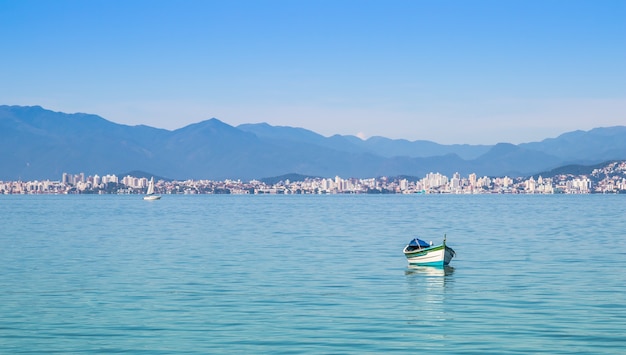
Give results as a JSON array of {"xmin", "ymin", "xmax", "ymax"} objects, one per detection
[
  {"xmin": 175, "ymin": 117, "xmax": 234, "ymax": 132},
  {"xmin": 1, "ymin": 104, "xmax": 626, "ymax": 181}
]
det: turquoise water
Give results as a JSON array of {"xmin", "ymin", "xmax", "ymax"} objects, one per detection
[{"xmin": 1, "ymin": 195, "xmax": 625, "ymax": 353}]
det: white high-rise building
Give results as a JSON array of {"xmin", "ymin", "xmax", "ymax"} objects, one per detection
[{"xmin": 468, "ymin": 173, "xmax": 477, "ymax": 187}]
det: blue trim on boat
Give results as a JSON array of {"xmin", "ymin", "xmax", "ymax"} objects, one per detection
[{"xmin": 408, "ymin": 260, "xmax": 446, "ymax": 267}]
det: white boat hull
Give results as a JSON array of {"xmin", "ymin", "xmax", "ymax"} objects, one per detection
[
  {"xmin": 143, "ymin": 195, "xmax": 161, "ymax": 200},
  {"xmin": 404, "ymin": 244, "xmax": 455, "ymax": 267}
]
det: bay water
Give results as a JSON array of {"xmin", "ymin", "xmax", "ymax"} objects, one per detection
[{"xmin": 1, "ymin": 194, "xmax": 625, "ymax": 353}]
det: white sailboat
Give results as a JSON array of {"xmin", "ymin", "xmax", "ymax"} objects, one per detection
[{"xmin": 143, "ymin": 177, "xmax": 161, "ymax": 200}]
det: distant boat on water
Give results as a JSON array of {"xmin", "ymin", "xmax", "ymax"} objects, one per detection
[
  {"xmin": 403, "ymin": 235, "xmax": 455, "ymax": 267},
  {"xmin": 143, "ymin": 177, "xmax": 161, "ymax": 200}
]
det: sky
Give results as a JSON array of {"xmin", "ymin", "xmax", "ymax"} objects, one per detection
[{"xmin": 1, "ymin": 0, "xmax": 625, "ymax": 144}]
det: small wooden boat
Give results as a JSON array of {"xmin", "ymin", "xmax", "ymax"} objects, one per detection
[{"xmin": 403, "ymin": 235, "xmax": 455, "ymax": 267}]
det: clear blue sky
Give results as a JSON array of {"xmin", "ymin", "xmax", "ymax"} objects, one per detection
[{"xmin": 1, "ymin": 0, "xmax": 624, "ymax": 144}]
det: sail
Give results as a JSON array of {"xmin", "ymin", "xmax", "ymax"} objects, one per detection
[{"xmin": 146, "ymin": 177, "xmax": 155, "ymax": 195}]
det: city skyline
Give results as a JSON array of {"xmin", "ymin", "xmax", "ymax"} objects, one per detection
[
  {"xmin": 3, "ymin": 160, "xmax": 625, "ymax": 195},
  {"xmin": 2, "ymin": 1, "xmax": 624, "ymax": 145}
]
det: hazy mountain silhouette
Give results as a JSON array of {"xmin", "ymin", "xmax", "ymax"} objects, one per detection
[
  {"xmin": 238, "ymin": 123, "xmax": 491, "ymax": 159},
  {"xmin": 2, "ymin": 105, "xmax": 625, "ymax": 181}
]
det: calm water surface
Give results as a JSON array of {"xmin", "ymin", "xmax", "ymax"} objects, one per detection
[{"xmin": 1, "ymin": 194, "xmax": 625, "ymax": 353}]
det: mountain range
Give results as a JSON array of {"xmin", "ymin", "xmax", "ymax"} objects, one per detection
[{"xmin": 1, "ymin": 105, "xmax": 625, "ymax": 181}]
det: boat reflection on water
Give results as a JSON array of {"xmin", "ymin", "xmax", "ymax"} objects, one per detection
[
  {"xmin": 404, "ymin": 265, "xmax": 455, "ymax": 293},
  {"xmin": 404, "ymin": 265, "xmax": 455, "ymax": 328},
  {"xmin": 405, "ymin": 265, "xmax": 455, "ymax": 277}
]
